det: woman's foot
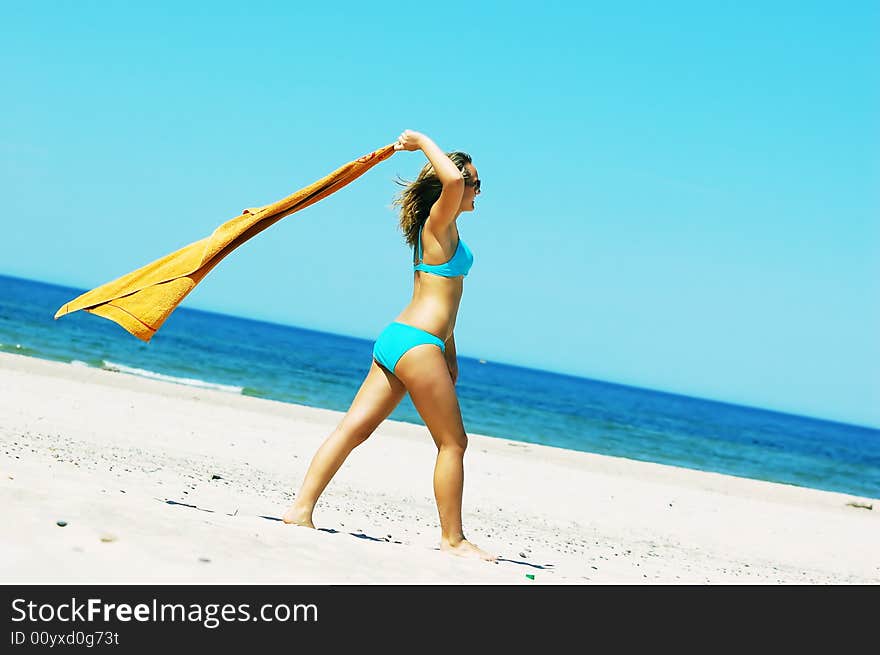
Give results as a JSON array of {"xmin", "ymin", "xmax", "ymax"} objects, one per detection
[
  {"xmin": 281, "ymin": 503, "xmax": 315, "ymax": 528},
  {"xmin": 440, "ymin": 538, "xmax": 497, "ymax": 562}
]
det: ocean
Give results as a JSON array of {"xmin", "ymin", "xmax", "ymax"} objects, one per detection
[{"xmin": 1, "ymin": 273, "xmax": 878, "ymax": 499}]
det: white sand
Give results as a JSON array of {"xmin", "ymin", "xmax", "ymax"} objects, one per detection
[{"xmin": 1, "ymin": 351, "xmax": 877, "ymax": 585}]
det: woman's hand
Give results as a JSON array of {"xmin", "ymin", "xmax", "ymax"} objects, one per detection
[
  {"xmin": 393, "ymin": 129, "xmax": 424, "ymax": 152},
  {"xmin": 447, "ymin": 360, "xmax": 459, "ymax": 385},
  {"xmin": 444, "ymin": 333, "xmax": 458, "ymax": 384}
]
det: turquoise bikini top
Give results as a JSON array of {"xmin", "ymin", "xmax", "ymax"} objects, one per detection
[{"xmin": 413, "ymin": 225, "xmax": 473, "ymax": 278}]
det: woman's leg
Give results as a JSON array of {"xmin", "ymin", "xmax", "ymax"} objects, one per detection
[
  {"xmin": 394, "ymin": 345, "xmax": 496, "ymax": 561},
  {"xmin": 283, "ymin": 360, "xmax": 406, "ymax": 527}
]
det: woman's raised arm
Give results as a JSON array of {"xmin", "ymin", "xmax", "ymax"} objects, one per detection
[
  {"xmin": 394, "ymin": 130, "xmax": 464, "ymax": 187},
  {"xmin": 394, "ymin": 129, "xmax": 464, "ymax": 228}
]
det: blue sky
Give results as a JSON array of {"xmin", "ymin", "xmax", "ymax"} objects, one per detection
[{"xmin": 2, "ymin": 1, "xmax": 878, "ymax": 428}]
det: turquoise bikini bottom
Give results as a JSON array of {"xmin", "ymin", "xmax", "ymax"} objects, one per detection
[{"xmin": 372, "ymin": 322, "xmax": 446, "ymax": 375}]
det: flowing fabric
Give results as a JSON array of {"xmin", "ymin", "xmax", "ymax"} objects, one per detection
[{"xmin": 54, "ymin": 143, "xmax": 397, "ymax": 341}]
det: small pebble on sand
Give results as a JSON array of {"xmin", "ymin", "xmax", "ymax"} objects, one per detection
[{"xmin": 56, "ymin": 520, "xmax": 67, "ymax": 527}]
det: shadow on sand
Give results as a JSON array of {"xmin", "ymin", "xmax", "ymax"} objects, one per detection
[
  {"xmin": 162, "ymin": 501, "xmax": 550, "ymax": 567},
  {"xmin": 260, "ymin": 515, "xmax": 403, "ymax": 543}
]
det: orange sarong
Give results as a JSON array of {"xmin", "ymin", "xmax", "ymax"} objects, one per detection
[{"xmin": 54, "ymin": 143, "xmax": 396, "ymax": 341}]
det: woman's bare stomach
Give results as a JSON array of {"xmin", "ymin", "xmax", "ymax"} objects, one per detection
[{"xmin": 393, "ymin": 275, "xmax": 463, "ymax": 341}]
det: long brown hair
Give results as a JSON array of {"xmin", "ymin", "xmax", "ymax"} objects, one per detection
[{"xmin": 391, "ymin": 151, "xmax": 473, "ymax": 250}]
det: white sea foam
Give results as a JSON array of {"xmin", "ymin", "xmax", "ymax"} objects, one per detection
[
  {"xmin": 70, "ymin": 360, "xmax": 90, "ymax": 368},
  {"xmin": 101, "ymin": 360, "xmax": 243, "ymax": 394}
]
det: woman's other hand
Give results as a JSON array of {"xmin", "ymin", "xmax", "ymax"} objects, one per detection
[
  {"xmin": 446, "ymin": 359, "xmax": 459, "ymax": 385},
  {"xmin": 393, "ymin": 129, "xmax": 424, "ymax": 151}
]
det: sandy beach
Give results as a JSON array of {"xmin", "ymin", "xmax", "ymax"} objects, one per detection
[{"xmin": 1, "ymin": 351, "xmax": 877, "ymax": 585}]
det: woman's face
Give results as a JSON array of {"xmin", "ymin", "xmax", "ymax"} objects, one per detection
[{"xmin": 460, "ymin": 163, "xmax": 481, "ymax": 212}]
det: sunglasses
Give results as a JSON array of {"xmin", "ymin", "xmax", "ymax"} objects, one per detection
[{"xmin": 464, "ymin": 177, "xmax": 481, "ymax": 192}]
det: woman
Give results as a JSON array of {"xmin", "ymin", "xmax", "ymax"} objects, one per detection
[{"xmin": 282, "ymin": 129, "xmax": 495, "ymax": 561}]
